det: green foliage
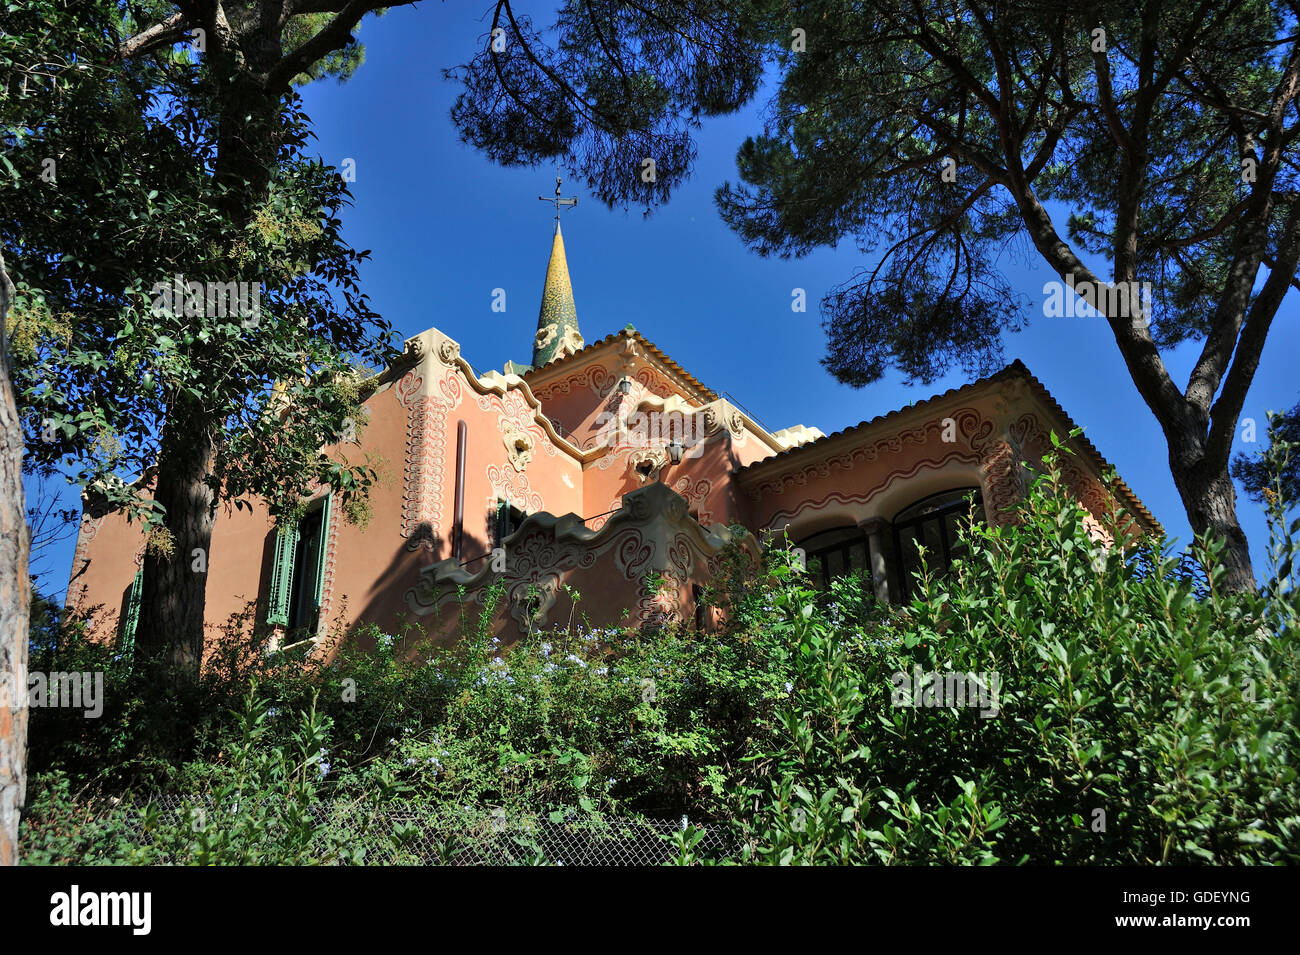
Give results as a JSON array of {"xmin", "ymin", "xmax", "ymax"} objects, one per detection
[
  {"xmin": 733, "ymin": 447, "xmax": 1299, "ymax": 864},
  {"xmin": 1233, "ymin": 403, "xmax": 1300, "ymax": 508},
  {"xmin": 150, "ymin": 687, "xmax": 346, "ymax": 865},
  {"xmin": 23, "ymin": 689, "xmax": 373, "ymax": 865},
  {"xmin": 1255, "ymin": 413, "xmax": 1300, "ymax": 636},
  {"xmin": 446, "ymin": 0, "xmax": 765, "ymax": 209},
  {"xmin": 20, "ymin": 444, "xmax": 1300, "ymax": 864},
  {"xmin": 3, "ymin": 0, "xmax": 397, "ymax": 529}
]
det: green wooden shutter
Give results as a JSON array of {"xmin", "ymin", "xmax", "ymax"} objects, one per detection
[
  {"xmin": 267, "ymin": 520, "xmax": 300, "ymax": 627},
  {"xmin": 312, "ymin": 493, "xmax": 332, "ymax": 613},
  {"xmin": 122, "ymin": 567, "xmax": 143, "ymax": 655}
]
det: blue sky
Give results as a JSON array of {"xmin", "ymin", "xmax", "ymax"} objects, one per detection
[{"xmin": 30, "ymin": 2, "xmax": 1300, "ymax": 599}]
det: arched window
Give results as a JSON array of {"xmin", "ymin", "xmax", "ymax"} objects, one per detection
[
  {"xmin": 796, "ymin": 526, "xmax": 871, "ymax": 591},
  {"xmin": 892, "ymin": 488, "xmax": 984, "ymax": 600}
]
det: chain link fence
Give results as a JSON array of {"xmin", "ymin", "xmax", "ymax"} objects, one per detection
[{"xmin": 110, "ymin": 795, "xmax": 741, "ymax": 865}]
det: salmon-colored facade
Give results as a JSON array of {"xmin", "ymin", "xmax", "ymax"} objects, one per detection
[{"xmin": 67, "ymin": 226, "xmax": 1158, "ymax": 662}]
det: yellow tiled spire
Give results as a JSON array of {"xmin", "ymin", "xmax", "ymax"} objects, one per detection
[{"xmin": 532, "ymin": 220, "xmax": 584, "ymax": 367}]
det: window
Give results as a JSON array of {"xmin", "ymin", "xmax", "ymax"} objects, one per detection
[
  {"xmin": 121, "ymin": 566, "xmax": 143, "ymax": 657},
  {"xmin": 892, "ymin": 488, "xmax": 983, "ymax": 600},
  {"xmin": 268, "ymin": 494, "xmax": 332, "ymax": 637},
  {"xmin": 492, "ymin": 499, "xmax": 526, "ymax": 548},
  {"xmin": 797, "ymin": 526, "xmax": 871, "ymax": 591}
]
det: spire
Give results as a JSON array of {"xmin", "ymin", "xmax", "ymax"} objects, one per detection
[{"xmin": 531, "ymin": 177, "xmax": 583, "ymax": 367}]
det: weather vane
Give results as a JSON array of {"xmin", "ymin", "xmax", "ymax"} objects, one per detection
[{"xmin": 539, "ymin": 174, "xmax": 577, "ymax": 222}]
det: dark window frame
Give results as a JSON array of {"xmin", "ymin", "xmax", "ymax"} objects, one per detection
[
  {"xmin": 267, "ymin": 493, "xmax": 332, "ymax": 639},
  {"xmin": 287, "ymin": 504, "xmax": 326, "ymax": 634},
  {"xmin": 796, "ymin": 526, "xmax": 872, "ymax": 591},
  {"xmin": 891, "ymin": 488, "xmax": 984, "ymax": 601},
  {"xmin": 493, "ymin": 499, "xmax": 527, "ymax": 549}
]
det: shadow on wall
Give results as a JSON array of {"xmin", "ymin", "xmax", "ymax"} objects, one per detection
[
  {"xmin": 350, "ymin": 522, "xmax": 490, "ymax": 650},
  {"xmin": 335, "ymin": 472, "xmax": 749, "ymax": 655},
  {"xmin": 116, "ymin": 578, "xmax": 133, "ymax": 648},
  {"xmin": 208, "ymin": 523, "xmax": 293, "ymax": 654},
  {"xmin": 204, "ymin": 528, "xmax": 295, "ymax": 661},
  {"xmin": 235, "ymin": 523, "xmax": 277, "ymax": 644},
  {"xmin": 723, "ymin": 442, "xmax": 745, "ymax": 521}
]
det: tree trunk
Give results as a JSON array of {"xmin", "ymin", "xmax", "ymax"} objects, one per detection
[
  {"xmin": 136, "ymin": 405, "xmax": 215, "ymax": 686},
  {"xmin": 0, "ymin": 249, "xmax": 30, "ymax": 865},
  {"xmin": 129, "ymin": 50, "xmax": 280, "ymax": 686},
  {"xmin": 1170, "ymin": 438, "xmax": 1256, "ymax": 593}
]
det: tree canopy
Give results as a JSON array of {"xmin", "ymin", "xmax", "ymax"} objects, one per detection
[
  {"xmin": 2, "ymin": 0, "xmax": 414, "ymax": 679},
  {"xmin": 1233, "ymin": 402, "xmax": 1300, "ymax": 504},
  {"xmin": 450, "ymin": 0, "xmax": 1300, "ymax": 590},
  {"xmin": 5, "ymin": 0, "xmax": 393, "ymax": 520}
]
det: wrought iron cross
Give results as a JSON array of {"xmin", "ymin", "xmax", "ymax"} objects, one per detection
[{"xmin": 539, "ymin": 175, "xmax": 578, "ymax": 221}]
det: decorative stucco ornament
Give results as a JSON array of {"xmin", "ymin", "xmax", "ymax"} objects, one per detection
[
  {"xmin": 503, "ymin": 423, "xmax": 535, "ymax": 472},
  {"xmin": 553, "ymin": 324, "xmax": 585, "ymax": 360},
  {"xmin": 627, "ymin": 447, "xmax": 668, "ymax": 482},
  {"xmin": 437, "ymin": 338, "xmax": 460, "ymax": 366}
]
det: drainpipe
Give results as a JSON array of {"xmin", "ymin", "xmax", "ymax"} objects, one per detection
[{"xmin": 453, "ymin": 419, "xmax": 466, "ymax": 560}]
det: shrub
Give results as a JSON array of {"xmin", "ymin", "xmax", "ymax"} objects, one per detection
[
  {"xmin": 731, "ymin": 441, "xmax": 1299, "ymax": 864},
  {"xmin": 23, "ymin": 688, "xmax": 364, "ymax": 865},
  {"xmin": 21, "ymin": 434, "xmax": 1299, "ymax": 865}
]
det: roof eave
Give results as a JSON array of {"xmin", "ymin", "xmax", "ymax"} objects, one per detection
[{"xmin": 735, "ymin": 360, "xmax": 1161, "ymax": 535}]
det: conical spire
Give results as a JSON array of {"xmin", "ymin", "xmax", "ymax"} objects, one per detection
[{"xmin": 531, "ymin": 220, "xmax": 584, "ymax": 367}]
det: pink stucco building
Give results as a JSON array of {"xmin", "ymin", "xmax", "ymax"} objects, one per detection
[{"xmin": 68, "ymin": 220, "xmax": 1157, "ymax": 659}]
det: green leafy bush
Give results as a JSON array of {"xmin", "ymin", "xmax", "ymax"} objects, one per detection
[
  {"xmin": 21, "ymin": 436, "xmax": 1299, "ymax": 865},
  {"xmin": 732, "ymin": 443, "xmax": 1299, "ymax": 864},
  {"xmin": 23, "ymin": 687, "xmax": 360, "ymax": 865}
]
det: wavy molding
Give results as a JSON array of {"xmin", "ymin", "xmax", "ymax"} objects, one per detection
[
  {"xmin": 744, "ymin": 407, "xmax": 995, "ymax": 501},
  {"xmin": 1008, "ymin": 411, "xmax": 1118, "ymax": 533},
  {"xmin": 405, "ymin": 329, "xmax": 583, "ymax": 460},
  {"xmin": 404, "ymin": 481, "xmax": 756, "ymax": 631},
  {"xmin": 395, "ymin": 367, "xmax": 445, "ymax": 550},
  {"xmin": 762, "ymin": 449, "xmax": 982, "ymax": 528}
]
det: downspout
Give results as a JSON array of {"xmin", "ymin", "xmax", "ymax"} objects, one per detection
[{"xmin": 453, "ymin": 419, "xmax": 466, "ymax": 560}]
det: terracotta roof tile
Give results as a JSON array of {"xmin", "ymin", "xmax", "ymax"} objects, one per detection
[
  {"xmin": 523, "ymin": 327, "xmax": 720, "ymax": 402},
  {"xmin": 735, "ymin": 360, "xmax": 1161, "ymax": 534}
]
